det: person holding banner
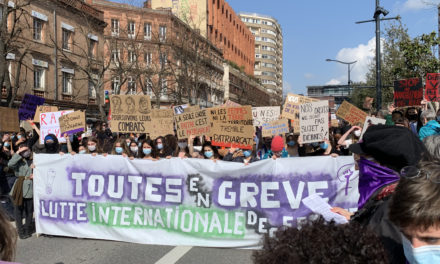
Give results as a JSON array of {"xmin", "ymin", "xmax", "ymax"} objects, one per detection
[
  {"xmin": 285, "ymin": 134, "xmax": 299, "ymax": 157},
  {"xmin": 128, "ymin": 140, "xmax": 140, "ymax": 158},
  {"xmin": 86, "ymin": 137, "xmax": 104, "ymax": 156},
  {"xmin": 202, "ymin": 142, "xmax": 219, "ymax": 161},
  {"xmin": 154, "ymin": 137, "xmax": 173, "ymax": 158},
  {"xmin": 139, "ymin": 139, "xmax": 157, "ymax": 160},
  {"xmin": 111, "ymin": 138, "xmax": 130, "ymax": 157},
  {"xmin": 8, "ymin": 143, "xmax": 34, "ymax": 239},
  {"xmin": 223, "ymin": 147, "xmax": 259, "ymax": 164}
]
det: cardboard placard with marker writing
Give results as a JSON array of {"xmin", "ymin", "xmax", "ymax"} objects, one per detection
[
  {"xmin": 394, "ymin": 78, "xmax": 423, "ymax": 107},
  {"xmin": 59, "ymin": 111, "xmax": 85, "ymax": 136},
  {"xmin": 252, "ymin": 106, "xmax": 281, "ymax": 127},
  {"xmin": 175, "ymin": 109, "xmax": 211, "ymax": 139},
  {"xmin": 299, "ymin": 100, "xmax": 329, "ymax": 144},
  {"xmin": 336, "ymin": 101, "xmax": 368, "ymax": 127},
  {"xmin": 425, "ymin": 73, "xmax": 440, "ymax": 102},
  {"xmin": 209, "ymin": 106, "xmax": 254, "ymax": 149},
  {"xmin": 149, "ymin": 109, "xmax": 174, "ymax": 139},
  {"xmin": 110, "ymin": 95, "xmax": 152, "ymax": 133},
  {"xmin": 34, "ymin": 106, "xmax": 59, "ymax": 123},
  {"xmin": 0, "ymin": 107, "xmax": 20, "ymax": 132},
  {"xmin": 281, "ymin": 93, "xmax": 318, "ymax": 133},
  {"xmin": 262, "ymin": 119, "xmax": 289, "ymax": 137}
]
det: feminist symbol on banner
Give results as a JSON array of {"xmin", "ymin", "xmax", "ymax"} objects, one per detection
[{"xmin": 425, "ymin": 73, "xmax": 440, "ymax": 102}]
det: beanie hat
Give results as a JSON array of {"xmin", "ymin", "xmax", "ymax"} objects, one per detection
[{"xmin": 271, "ymin": 136, "xmax": 284, "ymax": 152}]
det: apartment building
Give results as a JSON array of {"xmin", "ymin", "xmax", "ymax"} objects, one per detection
[
  {"xmin": 239, "ymin": 12, "xmax": 283, "ymax": 104},
  {"xmin": 90, "ymin": 0, "xmax": 225, "ymax": 107},
  {"xmin": 150, "ymin": 0, "xmax": 255, "ymax": 76},
  {"xmin": 1, "ymin": 0, "xmax": 106, "ymax": 109}
]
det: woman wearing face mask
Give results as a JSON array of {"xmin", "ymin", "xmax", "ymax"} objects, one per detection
[
  {"xmin": 128, "ymin": 140, "xmax": 140, "ymax": 158},
  {"xmin": 86, "ymin": 137, "xmax": 103, "ymax": 156},
  {"xmin": 42, "ymin": 134, "xmax": 60, "ymax": 154},
  {"xmin": 202, "ymin": 143, "xmax": 218, "ymax": 161},
  {"xmin": 337, "ymin": 125, "xmax": 361, "ymax": 150},
  {"xmin": 188, "ymin": 135, "xmax": 203, "ymax": 158},
  {"xmin": 111, "ymin": 139, "xmax": 130, "ymax": 157},
  {"xmin": 298, "ymin": 138, "xmax": 333, "ymax": 157},
  {"xmin": 140, "ymin": 139, "xmax": 157, "ymax": 160},
  {"xmin": 8, "ymin": 143, "xmax": 34, "ymax": 239},
  {"xmin": 223, "ymin": 147, "xmax": 259, "ymax": 164},
  {"xmin": 154, "ymin": 136, "xmax": 173, "ymax": 158},
  {"xmin": 285, "ymin": 134, "xmax": 299, "ymax": 157}
]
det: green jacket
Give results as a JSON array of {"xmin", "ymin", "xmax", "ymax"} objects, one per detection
[{"xmin": 8, "ymin": 153, "xmax": 33, "ymax": 199}]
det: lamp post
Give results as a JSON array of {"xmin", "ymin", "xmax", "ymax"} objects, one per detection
[
  {"xmin": 326, "ymin": 59, "xmax": 357, "ymax": 86},
  {"xmin": 356, "ymin": 0, "xmax": 399, "ymax": 111}
]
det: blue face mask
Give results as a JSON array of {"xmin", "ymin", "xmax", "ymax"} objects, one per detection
[
  {"xmin": 402, "ymin": 234, "xmax": 440, "ymax": 264},
  {"xmin": 17, "ymin": 135, "xmax": 22, "ymax": 140},
  {"xmin": 143, "ymin": 148, "xmax": 152, "ymax": 155},
  {"xmin": 79, "ymin": 150, "xmax": 87, "ymax": 154},
  {"xmin": 115, "ymin": 147, "xmax": 123, "ymax": 154},
  {"xmin": 204, "ymin": 151, "xmax": 213, "ymax": 158},
  {"xmin": 287, "ymin": 141, "xmax": 296, "ymax": 147},
  {"xmin": 157, "ymin": 143, "xmax": 163, "ymax": 150},
  {"xmin": 243, "ymin": 150, "xmax": 252, "ymax": 158},
  {"xmin": 320, "ymin": 142, "xmax": 328, "ymax": 150},
  {"xmin": 4, "ymin": 142, "xmax": 10, "ymax": 147}
]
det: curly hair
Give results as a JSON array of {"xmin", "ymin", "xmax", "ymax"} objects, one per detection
[
  {"xmin": 253, "ymin": 218, "xmax": 388, "ymax": 264},
  {"xmin": 0, "ymin": 208, "xmax": 16, "ymax": 261}
]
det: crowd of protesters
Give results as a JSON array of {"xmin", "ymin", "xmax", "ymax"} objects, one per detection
[{"xmin": 0, "ymin": 102, "xmax": 440, "ymax": 263}]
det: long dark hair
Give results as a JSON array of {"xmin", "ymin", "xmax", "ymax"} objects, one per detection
[
  {"xmin": 139, "ymin": 138, "xmax": 156, "ymax": 158},
  {"xmin": 0, "ymin": 208, "xmax": 16, "ymax": 261}
]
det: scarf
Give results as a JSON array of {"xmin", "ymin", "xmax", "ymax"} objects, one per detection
[
  {"xmin": 357, "ymin": 157, "xmax": 400, "ymax": 209},
  {"xmin": 11, "ymin": 176, "xmax": 25, "ymax": 206}
]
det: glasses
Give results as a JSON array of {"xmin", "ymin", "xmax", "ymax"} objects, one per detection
[{"xmin": 400, "ymin": 166, "xmax": 440, "ymax": 183}]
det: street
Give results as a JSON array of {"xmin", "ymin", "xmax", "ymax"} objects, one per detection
[{"xmin": 16, "ymin": 235, "xmax": 255, "ymax": 264}]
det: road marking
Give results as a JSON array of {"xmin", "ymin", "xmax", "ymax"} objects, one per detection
[{"xmin": 154, "ymin": 246, "xmax": 192, "ymax": 264}]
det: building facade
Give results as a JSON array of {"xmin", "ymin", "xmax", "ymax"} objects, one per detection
[
  {"xmin": 1, "ymin": 0, "xmax": 106, "ymax": 110},
  {"xmin": 150, "ymin": 0, "xmax": 255, "ymax": 76},
  {"xmin": 90, "ymin": 0, "xmax": 225, "ymax": 107},
  {"xmin": 239, "ymin": 12, "xmax": 283, "ymax": 104},
  {"xmin": 307, "ymin": 85, "xmax": 353, "ymax": 108}
]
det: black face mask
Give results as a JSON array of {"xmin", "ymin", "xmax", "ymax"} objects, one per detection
[
  {"xmin": 408, "ymin": 114, "xmax": 418, "ymax": 121},
  {"xmin": 45, "ymin": 142, "xmax": 58, "ymax": 153}
]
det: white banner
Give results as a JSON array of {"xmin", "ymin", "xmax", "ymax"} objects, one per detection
[{"xmin": 34, "ymin": 155, "xmax": 359, "ymax": 248}]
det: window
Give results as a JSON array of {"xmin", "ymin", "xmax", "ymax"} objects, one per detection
[
  {"xmin": 127, "ymin": 21, "xmax": 135, "ymax": 38},
  {"xmin": 128, "ymin": 50, "xmax": 136, "ymax": 63},
  {"xmin": 111, "ymin": 19, "xmax": 119, "ymax": 36},
  {"xmin": 111, "ymin": 76, "xmax": 120, "ymax": 94},
  {"xmin": 144, "ymin": 23, "xmax": 151, "ymax": 40},
  {"xmin": 62, "ymin": 72, "xmax": 73, "ymax": 94},
  {"xmin": 127, "ymin": 76, "xmax": 136, "ymax": 94},
  {"xmin": 62, "ymin": 29, "xmax": 71, "ymax": 50},
  {"xmin": 33, "ymin": 18, "xmax": 43, "ymax": 41},
  {"xmin": 144, "ymin": 52, "xmax": 152, "ymax": 66},
  {"xmin": 146, "ymin": 79, "xmax": 153, "ymax": 95},
  {"xmin": 160, "ymin": 52, "xmax": 167, "ymax": 68},
  {"xmin": 33, "ymin": 67, "xmax": 45, "ymax": 90},
  {"xmin": 159, "ymin": 26, "xmax": 166, "ymax": 42},
  {"xmin": 111, "ymin": 50, "xmax": 120, "ymax": 62},
  {"xmin": 160, "ymin": 78, "xmax": 167, "ymax": 95},
  {"xmin": 88, "ymin": 39, "xmax": 97, "ymax": 58},
  {"xmin": 89, "ymin": 80, "xmax": 96, "ymax": 98}
]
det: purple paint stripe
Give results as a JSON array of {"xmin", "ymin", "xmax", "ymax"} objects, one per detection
[{"xmin": 61, "ymin": 128, "xmax": 84, "ymax": 136}]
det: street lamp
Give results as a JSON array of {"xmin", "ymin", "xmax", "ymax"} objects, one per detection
[{"xmin": 326, "ymin": 59, "xmax": 357, "ymax": 86}]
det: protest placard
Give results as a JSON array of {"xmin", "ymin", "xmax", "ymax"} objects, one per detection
[
  {"xmin": 360, "ymin": 116, "xmax": 386, "ymax": 139},
  {"xmin": 0, "ymin": 107, "xmax": 19, "ymax": 132},
  {"xmin": 281, "ymin": 93, "xmax": 318, "ymax": 133},
  {"xmin": 425, "ymin": 73, "xmax": 440, "ymax": 102},
  {"xmin": 18, "ymin": 94, "xmax": 45, "ymax": 120},
  {"xmin": 110, "ymin": 95, "xmax": 152, "ymax": 133},
  {"xmin": 209, "ymin": 106, "xmax": 254, "ymax": 149},
  {"xmin": 175, "ymin": 109, "xmax": 211, "ymax": 139},
  {"xmin": 40, "ymin": 110, "xmax": 74, "ymax": 144},
  {"xmin": 34, "ymin": 155, "xmax": 359, "ymax": 247},
  {"xmin": 299, "ymin": 100, "xmax": 329, "ymax": 144},
  {"xmin": 34, "ymin": 106, "xmax": 58, "ymax": 123},
  {"xmin": 148, "ymin": 109, "xmax": 174, "ymax": 139},
  {"xmin": 59, "ymin": 111, "xmax": 85, "ymax": 136},
  {"xmin": 222, "ymin": 100, "xmax": 241, "ymax": 107},
  {"xmin": 394, "ymin": 78, "xmax": 423, "ymax": 107},
  {"xmin": 252, "ymin": 106, "xmax": 280, "ymax": 127},
  {"xmin": 336, "ymin": 101, "xmax": 368, "ymax": 127},
  {"xmin": 262, "ymin": 119, "xmax": 289, "ymax": 137}
]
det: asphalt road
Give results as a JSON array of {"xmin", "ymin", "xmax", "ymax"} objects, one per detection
[{"xmin": 16, "ymin": 235, "xmax": 255, "ymax": 264}]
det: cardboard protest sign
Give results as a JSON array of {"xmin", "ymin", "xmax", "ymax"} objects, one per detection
[
  {"xmin": 34, "ymin": 106, "xmax": 58, "ymax": 123},
  {"xmin": 148, "ymin": 109, "xmax": 174, "ymax": 139},
  {"xmin": 281, "ymin": 93, "xmax": 318, "ymax": 133},
  {"xmin": 299, "ymin": 100, "xmax": 329, "ymax": 144},
  {"xmin": 173, "ymin": 104, "xmax": 200, "ymax": 115},
  {"xmin": 262, "ymin": 119, "xmax": 289, "ymax": 137},
  {"xmin": 252, "ymin": 106, "xmax": 280, "ymax": 127},
  {"xmin": 175, "ymin": 109, "xmax": 211, "ymax": 139},
  {"xmin": 336, "ymin": 101, "xmax": 368, "ymax": 127},
  {"xmin": 222, "ymin": 100, "xmax": 241, "ymax": 107},
  {"xmin": 209, "ymin": 106, "xmax": 254, "ymax": 149},
  {"xmin": 39, "ymin": 110, "xmax": 74, "ymax": 144},
  {"xmin": 394, "ymin": 78, "xmax": 423, "ymax": 107},
  {"xmin": 0, "ymin": 107, "xmax": 20, "ymax": 132},
  {"xmin": 360, "ymin": 116, "xmax": 386, "ymax": 139},
  {"xmin": 18, "ymin": 94, "xmax": 45, "ymax": 120},
  {"xmin": 110, "ymin": 95, "xmax": 152, "ymax": 133},
  {"xmin": 425, "ymin": 73, "xmax": 440, "ymax": 102},
  {"xmin": 59, "ymin": 111, "xmax": 85, "ymax": 136}
]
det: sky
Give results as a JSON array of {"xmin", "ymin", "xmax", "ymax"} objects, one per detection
[{"xmin": 227, "ymin": 0, "xmax": 440, "ymax": 96}]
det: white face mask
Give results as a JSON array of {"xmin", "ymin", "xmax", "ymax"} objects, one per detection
[
  {"xmin": 130, "ymin": 147, "xmax": 138, "ymax": 153},
  {"xmin": 402, "ymin": 234, "xmax": 440, "ymax": 264},
  {"xmin": 354, "ymin": 130, "xmax": 361, "ymax": 138},
  {"xmin": 178, "ymin": 142, "xmax": 188, "ymax": 149},
  {"xmin": 193, "ymin": 146, "xmax": 202, "ymax": 152},
  {"xmin": 88, "ymin": 145, "xmax": 96, "ymax": 152}
]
